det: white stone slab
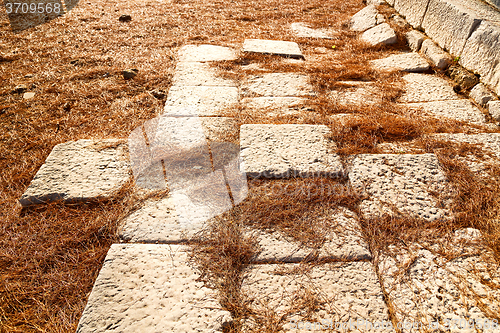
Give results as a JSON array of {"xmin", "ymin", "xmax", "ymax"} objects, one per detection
[
  {"xmin": 240, "ymin": 124, "xmax": 343, "ymax": 178},
  {"xmin": 470, "ymin": 83, "xmax": 497, "ymax": 107},
  {"xmin": 20, "ymin": 139, "xmax": 130, "ymax": 207},
  {"xmin": 241, "ymin": 261, "xmax": 390, "ymax": 332},
  {"xmin": 329, "ymin": 81, "xmax": 383, "ymax": 106},
  {"xmin": 172, "ymin": 62, "xmax": 236, "ymax": 87},
  {"xmin": 406, "ymin": 30, "xmax": 426, "ymax": 51},
  {"xmin": 361, "ymin": 23, "xmax": 397, "ymax": 46},
  {"xmin": 349, "ymin": 154, "xmax": 454, "ymax": 221},
  {"xmin": 421, "ymin": 39, "xmax": 453, "ymax": 70},
  {"xmin": 394, "ymin": 0, "xmax": 430, "ymax": 29},
  {"xmin": 403, "ymin": 99, "xmax": 486, "ymax": 124},
  {"xmin": 371, "ymin": 52, "xmax": 430, "ymax": 72},
  {"xmin": 177, "ymin": 44, "xmax": 237, "ymax": 62},
  {"xmin": 290, "ymin": 22, "xmax": 334, "ymax": 39},
  {"xmin": 399, "ymin": 73, "xmax": 458, "ymax": 102},
  {"xmin": 349, "ymin": 5, "xmax": 385, "ymax": 32},
  {"xmin": 242, "ymin": 39, "xmax": 304, "ymax": 59},
  {"xmin": 241, "ymin": 73, "xmax": 315, "ymax": 97},
  {"xmin": 488, "ymin": 100, "xmax": 500, "ymax": 121},
  {"xmin": 164, "ymin": 86, "xmax": 239, "ymax": 116},
  {"xmin": 76, "ymin": 244, "xmax": 232, "ymax": 332}
]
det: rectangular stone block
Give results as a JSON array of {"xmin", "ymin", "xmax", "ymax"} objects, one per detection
[
  {"xmin": 399, "ymin": 73, "xmax": 458, "ymax": 102},
  {"xmin": 394, "ymin": 0, "xmax": 430, "ymax": 29},
  {"xmin": 177, "ymin": 44, "xmax": 237, "ymax": 62},
  {"xmin": 241, "ymin": 73, "xmax": 315, "ymax": 97},
  {"xmin": 404, "ymin": 99, "xmax": 486, "ymax": 124},
  {"xmin": 172, "ymin": 62, "xmax": 236, "ymax": 87},
  {"xmin": 243, "ymin": 39, "xmax": 304, "ymax": 59},
  {"xmin": 164, "ymin": 86, "xmax": 239, "ymax": 116},
  {"xmin": 76, "ymin": 244, "xmax": 231, "ymax": 332}
]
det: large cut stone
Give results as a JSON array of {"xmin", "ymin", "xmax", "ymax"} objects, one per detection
[
  {"xmin": 240, "ymin": 97, "xmax": 310, "ymax": 119},
  {"xmin": 241, "ymin": 73, "xmax": 315, "ymax": 97},
  {"xmin": 421, "ymin": 39, "xmax": 453, "ymax": 70},
  {"xmin": 243, "ymin": 39, "xmax": 304, "ymax": 59},
  {"xmin": 406, "ymin": 30, "xmax": 426, "ymax": 51},
  {"xmin": 399, "ymin": 73, "xmax": 458, "ymax": 102},
  {"xmin": 470, "ymin": 83, "xmax": 497, "ymax": 107},
  {"xmin": 488, "ymin": 100, "xmax": 500, "ymax": 121},
  {"xmin": 329, "ymin": 81, "xmax": 383, "ymax": 106},
  {"xmin": 349, "ymin": 5, "xmax": 385, "ymax": 32},
  {"xmin": 360, "ymin": 23, "xmax": 398, "ymax": 46},
  {"xmin": 164, "ymin": 86, "xmax": 239, "ymax": 116},
  {"xmin": 349, "ymin": 154, "xmax": 454, "ymax": 221},
  {"xmin": 240, "ymin": 124, "xmax": 343, "ymax": 178},
  {"xmin": 394, "ymin": 0, "xmax": 430, "ymax": 29},
  {"xmin": 403, "ymin": 100, "xmax": 486, "ymax": 124},
  {"xmin": 20, "ymin": 139, "xmax": 130, "ymax": 207},
  {"xmin": 290, "ymin": 22, "xmax": 334, "ymax": 39},
  {"xmin": 247, "ymin": 208, "xmax": 371, "ymax": 263},
  {"xmin": 421, "ymin": 0, "xmax": 481, "ymax": 57},
  {"xmin": 172, "ymin": 62, "xmax": 236, "ymax": 87},
  {"xmin": 241, "ymin": 261, "xmax": 390, "ymax": 332},
  {"xmin": 371, "ymin": 52, "xmax": 430, "ymax": 72},
  {"xmin": 76, "ymin": 244, "xmax": 232, "ymax": 332},
  {"xmin": 177, "ymin": 44, "xmax": 237, "ymax": 62}
]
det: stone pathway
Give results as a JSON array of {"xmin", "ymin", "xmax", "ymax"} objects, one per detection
[{"xmin": 19, "ymin": 1, "xmax": 500, "ymax": 331}]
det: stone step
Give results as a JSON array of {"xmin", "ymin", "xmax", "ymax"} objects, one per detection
[
  {"xmin": 177, "ymin": 44, "xmax": 237, "ymax": 62},
  {"xmin": 241, "ymin": 73, "xmax": 315, "ymax": 97},
  {"xmin": 370, "ymin": 52, "xmax": 430, "ymax": 72},
  {"xmin": 243, "ymin": 39, "xmax": 304, "ymax": 59},
  {"xmin": 399, "ymin": 73, "xmax": 459, "ymax": 102},
  {"xmin": 403, "ymin": 99, "xmax": 486, "ymax": 124},
  {"xmin": 172, "ymin": 62, "xmax": 236, "ymax": 87}
]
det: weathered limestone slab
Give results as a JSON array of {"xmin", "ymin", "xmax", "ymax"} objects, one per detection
[
  {"xmin": 164, "ymin": 86, "xmax": 239, "ymax": 116},
  {"xmin": 371, "ymin": 52, "xmax": 430, "ymax": 72},
  {"xmin": 360, "ymin": 23, "xmax": 397, "ymax": 46},
  {"xmin": 243, "ymin": 39, "xmax": 304, "ymax": 59},
  {"xmin": 177, "ymin": 44, "xmax": 237, "ymax": 62},
  {"xmin": 406, "ymin": 30, "xmax": 426, "ymax": 51},
  {"xmin": 240, "ymin": 97, "xmax": 310, "ymax": 119},
  {"xmin": 399, "ymin": 73, "xmax": 458, "ymax": 102},
  {"xmin": 241, "ymin": 73, "xmax": 315, "ymax": 97},
  {"xmin": 488, "ymin": 100, "xmax": 500, "ymax": 121},
  {"xmin": 172, "ymin": 62, "xmax": 236, "ymax": 87},
  {"xmin": 470, "ymin": 83, "xmax": 497, "ymax": 107},
  {"xmin": 349, "ymin": 5, "xmax": 385, "ymax": 32},
  {"xmin": 240, "ymin": 124, "xmax": 343, "ymax": 178},
  {"xmin": 247, "ymin": 208, "xmax": 371, "ymax": 263},
  {"xmin": 349, "ymin": 154, "xmax": 454, "ymax": 221},
  {"xmin": 421, "ymin": 0, "xmax": 481, "ymax": 56},
  {"xmin": 421, "ymin": 39, "xmax": 453, "ymax": 70},
  {"xmin": 404, "ymin": 100, "xmax": 486, "ymax": 124},
  {"xmin": 20, "ymin": 139, "xmax": 130, "ymax": 207},
  {"xmin": 76, "ymin": 244, "xmax": 232, "ymax": 332},
  {"xmin": 329, "ymin": 81, "xmax": 383, "ymax": 106},
  {"xmin": 241, "ymin": 261, "xmax": 390, "ymax": 332},
  {"xmin": 290, "ymin": 22, "xmax": 333, "ymax": 39},
  {"xmin": 394, "ymin": 0, "xmax": 430, "ymax": 29}
]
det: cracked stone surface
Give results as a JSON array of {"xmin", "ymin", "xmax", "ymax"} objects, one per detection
[
  {"xmin": 241, "ymin": 261, "xmax": 390, "ymax": 332},
  {"xmin": 349, "ymin": 154, "xmax": 454, "ymax": 222},
  {"xmin": 177, "ymin": 44, "xmax": 237, "ymax": 62},
  {"xmin": 399, "ymin": 73, "xmax": 458, "ymax": 102},
  {"xmin": 246, "ymin": 207, "xmax": 371, "ymax": 263},
  {"xmin": 20, "ymin": 139, "xmax": 130, "ymax": 207},
  {"xmin": 242, "ymin": 39, "xmax": 304, "ymax": 59},
  {"xmin": 403, "ymin": 99, "xmax": 486, "ymax": 124},
  {"xmin": 290, "ymin": 22, "xmax": 334, "ymax": 39},
  {"xmin": 349, "ymin": 5, "xmax": 385, "ymax": 32},
  {"xmin": 76, "ymin": 244, "xmax": 232, "ymax": 333},
  {"xmin": 241, "ymin": 73, "xmax": 315, "ymax": 97},
  {"xmin": 240, "ymin": 124, "xmax": 343, "ymax": 178},
  {"xmin": 371, "ymin": 52, "xmax": 430, "ymax": 72},
  {"xmin": 329, "ymin": 81, "xmax": 383, "ymax": 106},
  {"xmin": 164, "ymin": 86, "xmax": 239, "ymax": 116},
  {"xmin": 172, "ymin": 62, "xmax": 236, "ymax": 87},
  {"xmin": 394, "ymin": 0, "xmax": 430, "ymax": 28},
  {"xmin": 360, "ymin": 23, "xmax": 397, "ymax": 46}
]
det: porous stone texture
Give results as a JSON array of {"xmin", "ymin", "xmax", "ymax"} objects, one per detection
[
  {"xmin": 360, "ymin": 23, "xmax": 398, "ymax": 46},
  {"xmin": 488, "ymin": 100, "xmax": 500, "ymax": 121},
  {"xmin": 247, "ymin": 208, "xmax": 371, "ymax": 263},
  {"xmin": 406, "ymin": 30, "xmax": 426, "ymax": 51},
  {"xmin": 421, "ymin": 0, "xmax": 481, "ymax": 56},
  {"xmin": 177, "ymin": 44, "xmax": 237, "ymax": 62},
  {"xmin": 240, "ymin": 124, "xmax": 343, "ymax": 178},
  {"xmin": 20, "ymin": 139, "xmax": 130, "ymax": 207},
  {"xmin": 460, "ymin": 21, "xmax": 500, "ymax": 96},
  {"xmin": 470, "ymin": 83, "xmax": 497, "ymax": 107},
  {"xmin": 76, "ymin": 244, "xmax": 232, "ymax": 332},
  {"xmin": 241, "ymin": 73, "xmax": 315, "ymax": 97},
  {"xmin": 394, "ymin": 0, "xmax": 431, "ymax": 29},
  {"xmin": 370, "ymin": 52, "xmax": 430, "ymax": 72},
  {"xmin": 290, "ymin": 22, "xmax": 333, "ymax": 39},
  {"xmin": 329, "ymin": 81, "xmax": 383, "ymax": 106},
  {"xmin": 349, "ymin": 5, "xmax": 385, "ymax": 32},
  {"xmin": 404, "ymin": 100, "xmax": 486, "ymax": 124},
  {"xmin": 446, "ymin": 65, "xmax": 479, "ymax": 90},
  {"xmin": 172, "ymin": 62, "xmax": 236, "ymax": 87},
  {"xmin": 240, "ymin": 97, "xmax": 310, "ymax": 118},
  {"xmin": 420, "ymin": 39, "xmax": 453, "ymax": 70},
  {"xmin": 164, "ymin": 86, "xmax": 239, "ymax": 116},
  {"xmin": 349, "ymin": 154, "xmax": 454, "ymax": 221},
  {"xmin": 241, "ymin": 261, "xmax": 390, "ymax": 332},
  {"xmin": 242, "ymin": 39, "xmax": 304, "ymax": 59},
  {"xmin": 399, "ymin": 73, "xmax": 458, "ymax": 102}
]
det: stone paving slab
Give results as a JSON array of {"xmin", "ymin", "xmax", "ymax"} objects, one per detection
[
  {"xmin": 329, "ymin": 81, "xmax": 383, "ymax": 106},
  {"xmin": 370, "ymin": 52, "xmax": 430, "ymax": 72},
  {"xmin": 242, "ymin": 39, "xmax": 304, "ymax": 59},
  {"xmin": 246, "ymin": 208, "xmax": 371, "ymax": 263},
  {"xmin": 399, "ymin": 73, "xmax": 458, "ymax": 102},
  {"xmin": 241, "ymin": 261, "xmax": 390, "ymax": 332},
  {"xmin": 177, "ymin": 44, "xmax": 237, "ymax": 62},
  {"xmin": 290, "ymin": 22, "xmax": 334, "ymax": 39},
  {"xmin": 394, "ymin": 0, "xmax": 430, "ymax": 29},
  {"xmin": 172, "ymin": 62, "xmax": 236, "ymax": 87},
  {"xmin": 349, "ymin": 5, "xmax": 385, "ymax": 32},
  {"xmin": 20, "ymin": 139, "xmax": 130, "ymax": 207},
  {"xmin": 403, "ymin": 99, "xmax": 486, "ymax": 124},
  {"xmin": 349, "ymin": 154, "xmax": 454, "ymax": 222},
  {"xmin": 241, "ymin": 73, "xmax": 315, "ymax": 97},
  {"xmin": 240, "ymin": 124, "xmax": 343, "ymax": 178},
  {"xmin": 489, "ymin": 100, "xmax": 500, "ymax": 121},
  {"xmin": 240, "ymin": 97, "xmax": 310, "ymax": 119},
  {"xmin": 360, "ymin": 23, "xmax": 397, "ymax": 46},
  {"xmin": 76, "ymin": 244, "xmax": 232, "ymax": 332},
  {"xmin": 164, "ymin": 86, "xmax": 239, "ymax": 116}
]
